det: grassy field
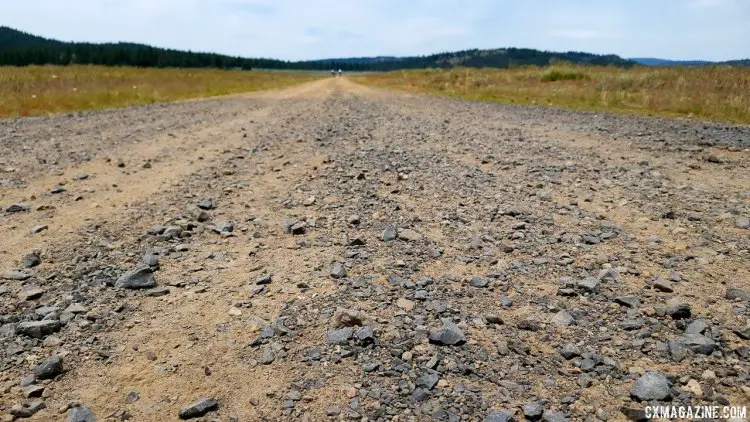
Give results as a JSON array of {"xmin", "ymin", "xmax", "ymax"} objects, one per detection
[
  {"xmin": 0, "ymin": 65, "xmax": 322, "ymax": 118},
  {"xmin": 354, "ymin": 65, "xmax": 750, "ymax": 123}
]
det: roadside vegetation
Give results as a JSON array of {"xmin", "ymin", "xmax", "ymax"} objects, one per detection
[
  {"xmin": 0, "ymin": 65, "xmax": 321, "ymax": 118},
  {"xmin": 354, "ymin": 65, "xmax": 750, "ymax": 123}
]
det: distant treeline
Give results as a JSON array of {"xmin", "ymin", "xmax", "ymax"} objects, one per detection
[{"xmin": 1, "ymin": 26, "xmax": 637, "ymax": 71}]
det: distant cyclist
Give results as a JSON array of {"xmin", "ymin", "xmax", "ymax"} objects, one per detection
[
  {"xmin": 330, "ymin": 69, "xmax": 335, "ymax": 76},
  {"xmin": 337, "ymin": 69, "xmax": 343, "ymax": 77}
]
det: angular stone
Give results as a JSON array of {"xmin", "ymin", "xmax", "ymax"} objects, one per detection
[
  {"xmin": 16, "ymin": 320, "xmax": 61, "ymax": 338},
  {"xmin": 428, "ymin": 320, "xmax": 466, "ymax": 346},
  {"xmin": 614, "ymin": 296, "xmax": 640, "ymax": 308},
  {"xmin": 552, "ymin": 310, "xmax": 574, "ymax": 327},
  {"xmin": 67, "ymin": 406, "xmax": 97, "ymax": 422},
  {"xmin": 2, "ymin": 270, "xmax": 31, "ymax": 281},
  {"xmin": 685, "ymin": 320, "xmax": 708, "ymax": 334},
  {"xmin": 542, "ymin": 412, "xmax": 569, "ymax": 422},
  {"xmin": 141, "ymin": 252, "xmax": 159, "ymax": 267},
  {"xmin": 325, "ymin": 327, "xmax": 353, "ymax": 345},
  {"xmin": 330, "ymin": 262, "xmax": 348, "ymax": 279},
  {"xmin": 115, "ymin": 266, "xmax": 156, "ymax": 289},
  {"xmin": 255, "ymin": 273, "xmax": 272, "ymax": 285},
  {"xmin": 726, "ymin": 287, "xmax": 750, "ymax": 302},
  {"xmin": 178, "ymin": 398, "xmax": 218, "ymax": 419},
  {"xmin": 6, "ymin": 203, "xmax": 30, "ymax": 213},
  {"xmin": 681, "ymin": 333, "xmax": 717, "ymax": 355},
  {"xmin": 560, "ymin": 343, "xmax": 581, "ymax": 359},
  {"xmin": 666, "ymin": 300, "xmax": 691, "ymax": 320},
  {"xmin": 485, "ymin": 410, "xmax": 515, "ymax": 422},
  {"xmin": 23, "ymin": 253, "xmax": 42, "ymax": 268},
  {"xmin": 415, "ymin": 372, "xmax": 440, "ymax": 390},
  {"xmin": 18, "ymin": 287, "xmax": 45, "ymax": 300},
  {"xmin": 470, "ymin": 277, "xmax": 489, "ymax": 288},
  {"xmin": 523, "ymin": 402, "xmax": 544, "ymax": 420},
  {"xmin": 33, "ymin": 355, "xmax": 63, "ymax": 379},
  {"xmin": 197, "ymin": 198, "xmax": 217, "ymax": 210},
  {"xmin": 381, "ymin": 226, "xmax": 397, "ymax": 241},
  {"xmin": 652, "ymin": 278, "xmax": 673, "ymax": 293},
  {"xmin": 577, "ymin": 277, "xmax": 600, "ymax": 292}
]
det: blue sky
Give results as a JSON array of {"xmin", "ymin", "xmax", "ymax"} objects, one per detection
[{"xmin": 4, "ymin": 0, "xmax": 749, "ymax": 61}]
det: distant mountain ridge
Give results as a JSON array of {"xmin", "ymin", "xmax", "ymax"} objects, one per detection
[
  {"xmin": 631, "ymin": 57, "xmax": 749, "ymax": 66},
  {"xmin": 2, "ymin": 26, "xmax": 745, "ymax": 71}
]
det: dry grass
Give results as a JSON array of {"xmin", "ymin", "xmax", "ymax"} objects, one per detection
[
  {"xmin": 354, "ymin": 65, "xmax": 750, "ymax": 123},
  {"xmin": 0, "ymin": 65, "xmax": 322, "ymax": 118}
]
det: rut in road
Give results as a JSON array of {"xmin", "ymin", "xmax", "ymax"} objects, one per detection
[{"xmin": 1, "ymin": 78, "xmax": 749, "ymax": 421}]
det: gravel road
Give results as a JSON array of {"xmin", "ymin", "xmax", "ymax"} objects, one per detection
[{"xmin": 1, "ymin": 78, "xmax": 749, "ymax": 421}]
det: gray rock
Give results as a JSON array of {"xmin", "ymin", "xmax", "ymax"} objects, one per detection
[
  {"xmin": 428, "ymin": 320, "xmax": 466, "ymax": 346},
  {"xmin": 197, "ymin": 198, "xmax": 217, "ymax": 210},
  {"xmin": 178, "ymin": 398, "xmax": 218, "ymax": 419},
  {"xmin": 20, "ymin": 374, "xmax": 35, "ymax": 387},
  {"xmin": 726, "ymin": 287, "xmax": 750, "ymax": 302},
  {"xmin": 67, "ymin": 405, "xmax": 97, "ymax": 422},
  {"xmin": 681, "ymin": 333, "xmax": 717, "ymax": 355},
  {"xmin": 330, "ymin": 262, "xmax": 348, "ymax": 279},
  {"xmin": 22, "ymin": 384, "xmax": 45, "ymax": 398},
  {"xmin": 668, "ymin": 340, "xmax": 688, "ymax": 362},
  {"xmin": 597, "ymin": 268, "xmax": 619, "ymax": 280},
  {"xmin": 260, "ymin": 346, "xmax": 275, "ymax": 364},
  {"xmin": 471, "ymin": 277, "xmax": 489, "ymax": 288},
  {"xmin": 6, "ymin": 203, "xmax": 30, "ymax": 213},
  {"xmin": 212, "ymin": 221, "xmax": 234, "ymax": 234},
  {"xmin": 325, "ymin": 327, "xmax": 353, "ymax": 345},
  {"xmin": 736, "ymin": 217, "xmax": 750, "ymax": 229},
  {"xmin": 560, "ymin": 343, "xmax": 581, "ymax": 360},
  {"xmin": 115, "ymin": 266, "xmax": 156, "ymax": 289},
  {"xmin": 614, "ymin": 296, "xmax": 640, "ymax": 308},
  {"xmin": 552, "ymin": 310, "xmax": 574, "ymax": 326},
  {"xmin": 16, "ymin": 320, "xmax": 61, "ymax": 338},
  {"xmin": 33, "ymin": 355, "xmax": 63, "ymax": 379},
  {"xmin": 147, "ymin": 225, "xmax": 166, "ymax": 235},
  {"xmin": 2, "ymin": 270, "xmax": 31, "ymax": 281},
  {"xmin": 523, "ymin": 401, "xmax": 544, "ymax": 420},
  {"xmin": 485, "ymin": 410, "xmax": 515, "ymax": 422},
  {"xmin": 542, "ymin": 411, "xmax": 569, "ymax": 422},
  {"xmin": 11, "ymin": 401, "xmax": 46, "ymax": 418},
  {"xmin": 499, "ymin": 295, "xmax": 513, "ymax": 307},
  {"xmin": 685, "ymin": 320, "xmax": 708, "ymax": 334},
  {"xmin": 31, "ymin": 225, "xmax": 48, "ymax": 234},
  {"xmin": 652, "ymin": 278, "xmax": 673, "ymax": 293},
  {"xmin": 416, "ymin": 372, "xmax": 440, "ymax": 390},
  {"xmin": 631, "ymin": 372, "xmax": 670, "ymax": 401},
  {"xmin": 381, "ymin": 226, "xmax": 397, "ymax": 241},
  {"xmin": 23, "ymin": 253, "xmax": 42, "ymax": 268},
  {"xmin": 577, "ymin": 277, "xmax": 600, "ymax": 292},
  {"xmin": 734, "ymin": 326, "xmax": 750, "ymax": 340},
  {"xmin": 666, "ymin": 302, "xmax": 691, "ymax": 320},
  {"xmin": 255, "ymin": 273, "xmax": 272, "ymax": 285},
  {"xmin": 141, "ymin": 252, "xmax": 159, "ymax": 267},
  {"xmin": 355, "ymin": 326, "xmax": 375, "ymax": 343}
]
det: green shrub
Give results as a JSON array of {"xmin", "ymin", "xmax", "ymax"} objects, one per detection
[{"xmin": 541, "ymin": 68, "xmax": 590, "ymax": 82}]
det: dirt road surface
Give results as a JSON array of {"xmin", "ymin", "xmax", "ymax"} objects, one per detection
[{"xmin": 1, "ymin": 78, "xmax": 749, "ymax": 421}]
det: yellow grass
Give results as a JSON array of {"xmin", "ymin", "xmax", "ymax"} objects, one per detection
[
  {"xmin": 0, "ymin": 65, "xmax": 322, "ymax": 118},
  {"xmin": 353, "ymin": 65, "xmax": 750, "ymax": 123}
]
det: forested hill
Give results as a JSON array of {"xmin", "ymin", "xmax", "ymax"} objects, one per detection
[{"xmin": 0, "ymin": 26, "xmax": 637, "ymax": 70}]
